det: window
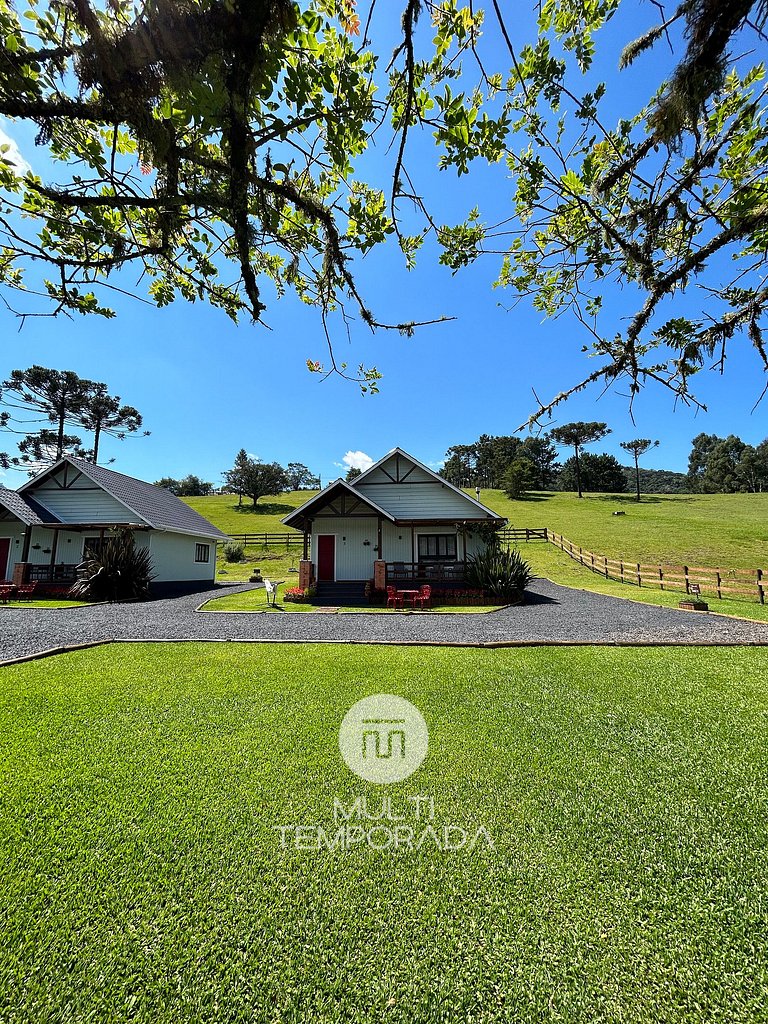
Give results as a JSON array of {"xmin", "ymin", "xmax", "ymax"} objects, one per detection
[
  {"xmin": 83, "ymin": 537, "xmax": 106, "ymax": 559},
  {"xmin": 417, "ymin": 534, "xmax": 457, "ymax": 562},
  {"xmin": 195, "ymin": 543, "xmax": 210, "ymax": 563}
]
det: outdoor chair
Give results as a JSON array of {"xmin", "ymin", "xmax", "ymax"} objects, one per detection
[
  {"xmin": 413, "ymin": 584, "xmax": 432, "ymax": 610},
  {"xmin": 0, "ymin": 584, "xmax": 17, "ymax": 604},
  {"xmin": 16, "ymin": 582, "xmax": 37, "ymax": 601},
  {"xmin": 386, "ymin": 586, "xmax": 403, "ymax": 609}
]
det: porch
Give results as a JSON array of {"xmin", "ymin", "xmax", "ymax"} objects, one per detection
[{"xmin": 385, "ymin": 561, "xmax": 467, "ymax": 584}]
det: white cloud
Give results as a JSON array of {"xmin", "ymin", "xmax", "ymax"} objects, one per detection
[
  {"xmin": 0, "ymin": 122, "xmax": 31, "ymax": 174},
  {"xmin": 342, "ymin": 450, "xmax": 374, "ymax": 473}
]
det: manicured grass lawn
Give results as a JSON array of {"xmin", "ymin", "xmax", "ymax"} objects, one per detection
[
  {"xmin": 520, "ymin": 542, "xmax": 768, "ymax": 623},
  {"xmin": 1, "ymin": 643, "xmax": 767, "ymax": 1023},
  {"xmin": 202, "ymin": 584, "xmax": 502, "ymax": 613},
  {"xmin": 0, "ymin": 598, "xmax": 89, "ymax": 609}
]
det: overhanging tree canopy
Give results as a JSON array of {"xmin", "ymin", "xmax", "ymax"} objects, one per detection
[
  {"xmin": 0, "ymin": 0, "xmax": 494, "ymax": 387},
  {"xmin": 1, "ymin": 0, "xmax": 767, "ymax": 416}
]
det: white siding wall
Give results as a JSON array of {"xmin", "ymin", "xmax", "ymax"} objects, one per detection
[
  {"xmin": 31, "ymin": 468, "xmax": 136, "ymax": 523},
  {"xmin": 311, "ymin": 517, "xmax": 377, "ymax": 580},
  {"xmin": 356, "ymin": 480, "xmax": 486, "ymax": 519},
  {"xmin": 307, "ymin": 520, "xmax": 489, "ymax": 580},
  {"xmin": 380, "ymin": 523, "xmax": 487, "ymax": 563},
  {"xmin": 148, "ymin": 531, "xmax": 217, "ymax": 583}
]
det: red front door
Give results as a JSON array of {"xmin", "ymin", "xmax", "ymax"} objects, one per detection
[
  {"xmin": 316, "ymin": 535, "xmax": 335, "ymax": 581},
  {"xmin": 0, "ymin": 538, "xmax": 10, "ymax": 581}
]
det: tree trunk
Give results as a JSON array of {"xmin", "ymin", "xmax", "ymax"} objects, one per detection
[
  {"xmin": 93, "ymin": 421, "xmax": 101, "ymax": 464},
  {"xmin": 57, "ymin": 406, "xmax": 66, "ymax": 459},
  {"xmin": 634, "ymin": 452, "xmax": 641, "ymax": 502},
  {"xmin": 574, "ymin": 446, "xmax": 582, "ymax": 498}
]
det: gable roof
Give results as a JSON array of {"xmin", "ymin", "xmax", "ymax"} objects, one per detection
[
  {"xmin": 351, "ymin": 448, "xmax": 504, "ymax": 521},
  {"xmin": 18, "ymin": 457, "xmax": 228, "ymax": 540},
  {"xmin": 282, "ymin": 478, "xmax": 396, "ymax": 530},
  {"xmin": 0, "ymin": 487, "xmax": 61, "ymax": 526}
]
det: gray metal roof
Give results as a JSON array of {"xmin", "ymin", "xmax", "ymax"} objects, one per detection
[
  {"xmin": 19, "ymin": 457, "xmax": 229, "ymax": 540},
  {"xmin": 0, "ymin": 487, "xmax": 61, "ymax": 526}
]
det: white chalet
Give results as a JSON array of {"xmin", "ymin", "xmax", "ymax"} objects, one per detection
[{"xmin": 0, "ymin": 456, "xmax": 228, "ymax": 592}]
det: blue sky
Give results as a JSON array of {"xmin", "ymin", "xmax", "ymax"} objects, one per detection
[{"xmin": 1, "ymin": 3, "xmax": 766, "ymax": 488}]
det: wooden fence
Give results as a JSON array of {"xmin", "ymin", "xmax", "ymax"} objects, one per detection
[
  {"xmin": 498, "ymin": 527, "xmax": 548, "ymax": 543},
  {"xmin": 227, "ymin": 532, "xmax": 304, "ymax": 548},
  {"xmin": 543, "ymin": 529, "xmax": 765, "ymax": 604}
]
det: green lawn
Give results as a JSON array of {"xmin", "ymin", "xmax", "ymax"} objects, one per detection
[
  {"xmin": 1, "ymin": 643, "xmax": 767, "ymax": 1022},
  {"xmin": 0, "ymin": 598, "xmax": 89, "ymax": 609}
]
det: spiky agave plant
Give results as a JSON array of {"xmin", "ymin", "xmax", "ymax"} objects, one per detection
[
  {"xmin": 465, "ymin": 547, "xmax": 535, "ymax": 604},
  {"xmin": 70, "ymin": 529, "xmax": 155, "ymax": 602}
]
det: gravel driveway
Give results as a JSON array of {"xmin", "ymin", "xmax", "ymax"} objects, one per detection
[{"xmin": 1, "ymin": 580, "xmax": 767, "ymax": 664}]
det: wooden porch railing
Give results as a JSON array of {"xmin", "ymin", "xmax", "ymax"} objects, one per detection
[
  {"xmin": 26, "ymin": 564, "xmax": 79, "ymax": 584},
  {"xmin": 386, "ymin": 562, "xmax": 467, "ymax": 583}
]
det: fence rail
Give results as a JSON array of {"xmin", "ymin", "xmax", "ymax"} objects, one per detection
[
  {"xmin": 498, "ymin": 527, "xmax": 548, "ymax": 543},
  {"xmin": 227, "ymin": 532, "xmax": 304, "ymax": 547},
  {"xmin": 541, "ymin": 529, "xmax": 765, "ymax": 604}
]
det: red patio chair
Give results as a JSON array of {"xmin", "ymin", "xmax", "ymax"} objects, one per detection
[
  {"xmin": 413, "ymin": 584, "xmax": 432, "ymax": 610},
  {"xmin": 16, "ymin": 582, "xmax": 38, "ymax": 601},
  {"xmin": 386, "ymin": 586, "xmax": 403, "ymax": 609}
]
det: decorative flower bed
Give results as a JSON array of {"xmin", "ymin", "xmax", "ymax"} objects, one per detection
[{"xmin": 283, "ymin": 586, "xmax": 315, "ymax": 604}]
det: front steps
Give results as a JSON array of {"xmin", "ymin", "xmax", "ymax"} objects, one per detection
[{"xmin": 314, "ymin": 581, "xmax": 368, "ymax": 607}]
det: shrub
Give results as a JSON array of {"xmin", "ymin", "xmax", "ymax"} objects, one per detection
[
  {"xmin": 69, "ymin": 529, "xmax": 155, "ymax": 602},
  {"xmin": 465, "ymin": 547, "xmax": 535, "ymax": 603},
  {"xmin": 365, "ymin": 580, "xmax": 386, "ymax": 605},
  {"xmin": 222, "ymin": 541, "xmax": 245, "ymax": 563},
  {"xmin": 283, "ymin": 585, "xmax": 315, "ymax": 604}
]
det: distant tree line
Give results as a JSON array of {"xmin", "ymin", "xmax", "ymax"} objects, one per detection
[
  {"xmin": 441, "ymin": 427, "xmax": 767, "ymax": 499},
  {"xmin": 687, "ymin": 434, "xmax": 768, "ymax": 493}
]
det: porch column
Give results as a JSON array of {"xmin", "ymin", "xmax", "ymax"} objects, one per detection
[
  {"xmin": 303, "ymin": 528, "xmax": 309, "ymax": 560},
  {"xmin": 376, "ymin": 517, "xmax": 382, "ymax": 559},
  {"xmin": 374, "ymin": 559, "xmax": 386, "ymax": 590},
  {"xmin": 20, "ymin": 527, "xmax": 31, "ymax": 562},
  {"xmin": 49, "ymin": 528, "xmax": 59, "ymax": 578},
  {"xmin": 462, "ymin": 529, "xmax": 467, "ymax": 568}
]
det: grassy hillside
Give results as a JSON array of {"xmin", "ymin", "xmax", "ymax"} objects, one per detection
[
  {"xmin": 184, "ymin": 490, "xmax": 314, "ymax": 534},
  {"xmin": 481, "ymin": 490, "xmax": 768, "ymax": 569},
  {"xmin": 186, "ymin": 490, "xmax": 768, "ymax": 570}
]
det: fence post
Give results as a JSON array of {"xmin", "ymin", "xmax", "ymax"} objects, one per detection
[
  {"xmin": 590, "ymin": 553, "xmax": 595, "ymax": 572},
  {"xmin": 620, "ymin": 560, "xmax": 624, "ymax": 584},
  {"xmin": 684, "ymin": 566, "xmax": 689, "ymax": 594},
  {"xmin": 716, "ymin": 571, "xmax": 722, "ymax": 600},
  {"xmin": 659, "ymin": 567, "xmax": 664, "ymax": 591},
  {"xmin": 578, "ymin": 547, "xmax": 583, "ymax": 565},
  {"xmin": 560, "ymin": 535, "xmax": 564, "ymax": 551},
  {"xmin": 759, "ymin": 568, "xmax": 764, "ymax": 605},
  {"xmin": 636, "ymin": 562, "xmax": 641, "ymax": 587},
  {"xmin": 604, "ymin": 556, "xmax": 608, "ymax": 579}
]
